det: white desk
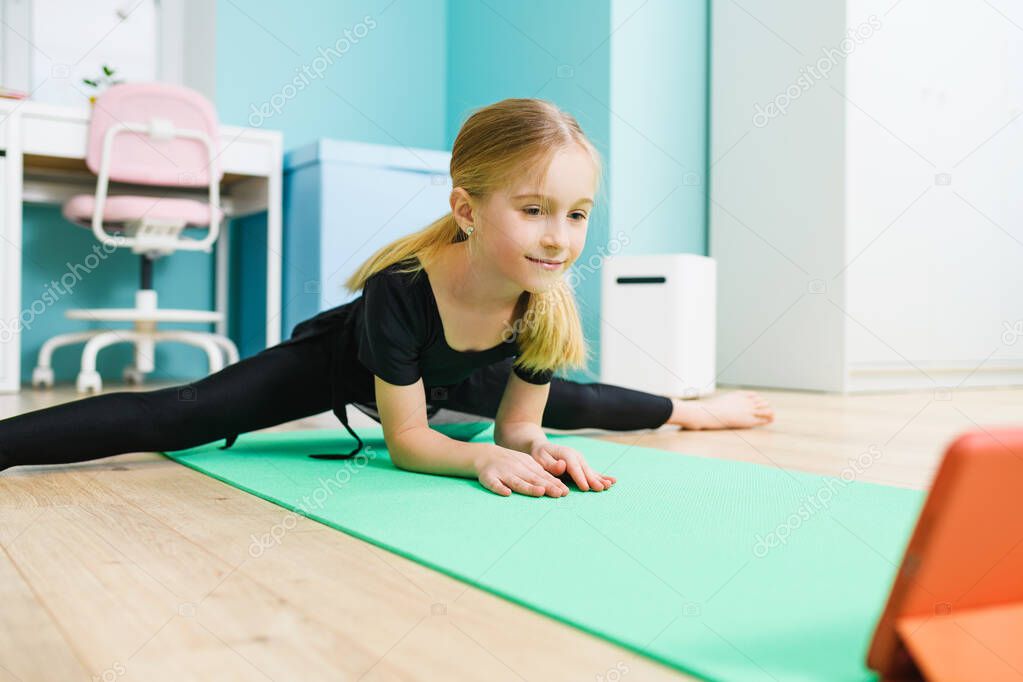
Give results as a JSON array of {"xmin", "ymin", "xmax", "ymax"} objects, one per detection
[{"xmin": 0, "ymin": 100, "xmax": 283, "ymax": 393}]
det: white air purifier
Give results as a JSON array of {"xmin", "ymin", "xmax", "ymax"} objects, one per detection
[{"xmin": 600, "ymin": 254, "xmax": 717, "ymax": 398}]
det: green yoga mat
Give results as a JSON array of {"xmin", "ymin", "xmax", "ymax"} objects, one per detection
[{"xmin": 162, "ymin": 424, "xmax": 925, "ymax": 681}]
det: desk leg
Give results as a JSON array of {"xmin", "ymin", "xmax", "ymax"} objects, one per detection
[
  {"xmin": 265, "ymin": 138, "xmax": 283, "ymax": 349},
  {"xmin": 215, "ymin": 219, "xmax": 229, "ymax": 338},
  {"xmin": 0, "ymin": 112, "xmax": 23, "ymax": 393}
]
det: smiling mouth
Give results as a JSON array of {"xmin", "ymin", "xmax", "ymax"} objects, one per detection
[{"xmin": 526, "ymin": 256, "xmax": 565, "ymax": 265}]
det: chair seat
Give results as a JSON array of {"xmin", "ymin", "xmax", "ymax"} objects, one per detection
[
  {"xmin": 65, "ymin": 308, "xmax": 223, "ymax": 323},
  {"xmin": 63, "ymin": 194, "xmax": 223, "ymax": 228}
]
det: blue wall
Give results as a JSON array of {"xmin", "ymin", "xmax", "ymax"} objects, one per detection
[
  {"xmin": 446, "ymin": 0, "xmax": 613, "ymax": 381},
  {"xmin": 216, "ymin": 0, "xmax": 449, "ymax": 151},
  {"xmin": 610, "ymin": 0, "xmax": 709, "ymax": 257},
  {"xmin": 18, "ymin": 0, "xmax": 707, "ymax": 385}
]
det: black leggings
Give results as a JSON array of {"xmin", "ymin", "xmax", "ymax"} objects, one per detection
[{"xmin": 0, "ymin": 331, "xmax": 673, "ymax": 470}]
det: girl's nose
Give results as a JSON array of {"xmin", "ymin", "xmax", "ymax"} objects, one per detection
[{"xmin": 541, "ymin": 219, "xmax": 569, "ymax": 249}]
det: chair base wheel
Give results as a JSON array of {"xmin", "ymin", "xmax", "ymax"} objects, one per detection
[
  {"xmin": 123, "ymin": 366, "xmax": 146, "ymax": 385},
  {"xmin": 32, "ymin": 366, "xmax": 55, "ymax": 389},
  {"xmin": 76, "ymin": 370, "xmax": 103, "ymax": 394}
]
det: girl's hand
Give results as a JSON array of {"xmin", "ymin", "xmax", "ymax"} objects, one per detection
[
  {"xmin": 530, "ymin": 441, "xmax": 616, "ymax": 492},
  {"xmin": 475, "ymin": 444, "xmax": 571, "ymax": 498}
]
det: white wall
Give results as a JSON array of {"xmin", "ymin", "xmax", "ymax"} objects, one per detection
[
  {"xmin": 845, "ymin": 0, "xmax": 1023, "ymax": 384},
  {"xmin": 710, "ymin": 0, "xmax": 1023, "ymax": 392},
  {"xmin": 710, "ymin": 0, "xmax": 849, "ymax": 391}
]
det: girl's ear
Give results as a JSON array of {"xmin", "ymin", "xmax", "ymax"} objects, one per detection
[{"xmin": 450, "ymin": 187, "xmax": 476, "ymax": 228}]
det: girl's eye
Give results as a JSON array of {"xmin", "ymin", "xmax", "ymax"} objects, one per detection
[{"xmin": 523, "ymin": 207, "xmax": 588, "ymax": 220}]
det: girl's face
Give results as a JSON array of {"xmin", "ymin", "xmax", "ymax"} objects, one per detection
[{"xmin": 472, "ymin": 144, "xmax": 596, "ymax": 294}]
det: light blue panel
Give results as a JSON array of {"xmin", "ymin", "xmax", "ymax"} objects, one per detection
[
  {"xmin": 216, "ymin": 0, "xmax": 448, "ymax": 152},
  {"xmin": 317, "ymin": 161, "xmax": 451, "ymax": 310},
  {"xmin": 610, "ymin": 0, "xmax": 709, "ymax": 256},
  {"xmin": 20, "ymin": 205, "xmax": 216, "ymax": 384},
  {"xmin": 445, "ymin": 0, "xmax": 613, "ymax": 382},
  {"xmin": 279, "ymin": 139, "xmax": 452, "ymax": 338}
]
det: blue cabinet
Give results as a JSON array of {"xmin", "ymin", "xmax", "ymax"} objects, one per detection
[{"xmin": 281, "ymin": 139, "xmax": 452, "ymax": 338}]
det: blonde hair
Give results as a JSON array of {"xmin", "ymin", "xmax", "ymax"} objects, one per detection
[{"xmin": 344, "ymin": 98, "xmax": 602, "ymax": 379}]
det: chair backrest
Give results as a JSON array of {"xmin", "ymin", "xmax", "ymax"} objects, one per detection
[{"xmin": 85, "ymin": 82, "xmax": 223, "ymax": 187}]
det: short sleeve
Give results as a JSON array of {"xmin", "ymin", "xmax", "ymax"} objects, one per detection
[
  {"xmin": 512, "ymin": 360, "xmax": 554, "ymax": 385},
  {"xmin": 356, "ymin": 270, "xmax": 424, "ymax": 386}
]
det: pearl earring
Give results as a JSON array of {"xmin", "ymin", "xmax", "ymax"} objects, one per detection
[{"xmin": 465, "ymin": 225, "xmax": 475, "ymax": 236}]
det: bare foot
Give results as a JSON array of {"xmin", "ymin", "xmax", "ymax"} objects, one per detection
[{"xmin": 667, "ymin": 390, "xmax": 775, "ymax": 430}]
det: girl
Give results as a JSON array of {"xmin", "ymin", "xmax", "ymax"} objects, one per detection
[{"xmin": 0, "ymin": 98, "xmax": 773, "ymax": 497}]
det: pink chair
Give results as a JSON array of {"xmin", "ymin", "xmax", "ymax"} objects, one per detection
[{"xmin": 31, "ymin": 82, "xmax": 239, "ymax": 394}]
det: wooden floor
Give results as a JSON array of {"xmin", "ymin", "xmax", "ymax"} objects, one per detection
[{"xmin": 1, "ymin": 381, "xmax": 1019, "ymax": 681}]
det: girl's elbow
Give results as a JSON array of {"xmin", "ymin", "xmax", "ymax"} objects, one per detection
[
  {"xmin": 385, "ymin": 437, "xmax": 412, "ymax": 469},
  {"xmin": 383, "ymin": 426, "xmax": 425, "ymax": 469}
]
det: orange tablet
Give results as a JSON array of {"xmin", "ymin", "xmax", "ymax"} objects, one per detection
[{"xmin": 867, "ymin": 427, "xmax": 1023, "ymax": 681}]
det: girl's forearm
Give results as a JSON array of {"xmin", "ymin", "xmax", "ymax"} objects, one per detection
[{"xmin": 388, "ymin": 426, "xmax": 487, "ymax": 478}]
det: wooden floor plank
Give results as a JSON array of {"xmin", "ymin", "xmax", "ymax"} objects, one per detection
[{"xmin": 0, "ymin": 534, "xmax": 90, "ymax": 682}]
